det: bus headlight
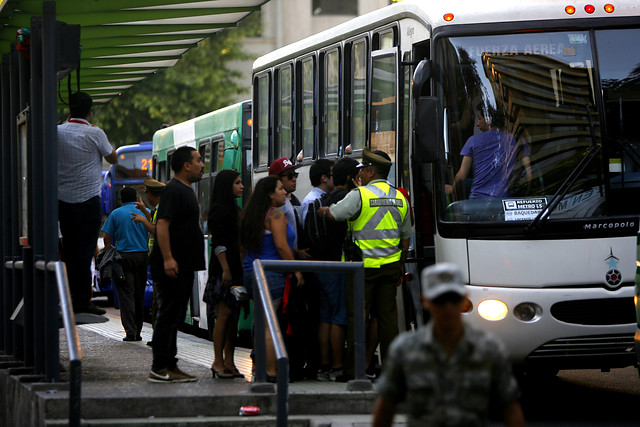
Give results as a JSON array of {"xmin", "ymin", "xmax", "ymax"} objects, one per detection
[
  {"xmin": 477, "ymin": 299, "xmax": 508, "ymax": 321},
  {"xmin": 513, "ymin": 302, "xmax": 542, "ymax": 322}
]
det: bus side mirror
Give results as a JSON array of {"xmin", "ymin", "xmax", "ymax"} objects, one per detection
[
  {"xmin": 230, "ymin": 130, "xmax": 240, "ymax": 148},
  {"xmin": 412, "ymin": 59, "xmax": 431, "ymax": 101},
  {"xmin": 415, "ymin": 96, "xmax": 441, "ymax": 163}
]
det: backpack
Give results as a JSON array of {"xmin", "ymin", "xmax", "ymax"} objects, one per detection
[{"xmin": 302, "ymin": 196, "xmax": 329, "ymax": 251}]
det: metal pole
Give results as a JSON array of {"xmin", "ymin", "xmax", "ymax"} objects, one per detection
[
  {"xmin": 29, "ymin": 16, "xmax": 45, "ymax": 375},
  {"xmin": 1, "ymin": 55, "xmax": 10, "ymax": 355},
  {"xmin": 42, "ymin": 1, "xmax": 60, "ymax": 382}
]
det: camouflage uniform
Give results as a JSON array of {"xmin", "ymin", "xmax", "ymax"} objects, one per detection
[{"xmin": 376, "ymin": 321, "xmax": 520, "ymax": 426}]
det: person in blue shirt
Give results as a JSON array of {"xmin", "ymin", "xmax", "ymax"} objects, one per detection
[
  {"xmin": 448, "ymin": 107, "xmax": 531, "ymax": 199},
  {"xmin": 102, "ymin": 186, "xmax": 149, "ymax": 341}
]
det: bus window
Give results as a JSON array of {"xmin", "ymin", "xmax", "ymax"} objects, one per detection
[
  {"xmin": 370, "ymin": 51, "xmax": 398, "ymax": 184},
  {"xmin": 322, "ymin": 48, "xmax": 341, "ymax": 156},
  {"xmin": 198, "ymin": 137, "xmax": 220, "ymax": 231},
  {"xmin": 301, "ymin": 56, "xmax": 315, "ymax": 160},
  {"xmin": 374, "ymin": 28, "xmax": 397, "ymax": 50},
  {"xmin": 167, "ymin": 153, "xmax": 176, "ymax": 181},
  {"xmin": 277, "ymin": 64, "xmax": 293, "ymax": 160},
  {"xmin": 350, "ymin": 39, "xmax": 368, "ymax": 153},
  {"xmin": 199, "ymin": 138, "xmax": 212, "ymax": 175},
  {"xmin": 157, "ymin": 160, "xmax": 167, "ymax": 182},
  {"xmin": 113, "ymin": 149, "xmax": 152, "ymax": 179},
  {"xmin": 255, "ymin": 73, "xmax": 271, "ymax": 169}
]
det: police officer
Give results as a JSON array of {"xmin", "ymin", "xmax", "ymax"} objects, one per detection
[
  {"xmin": 318, "ymin": 148, "xmax": 411, "ymax": 381},
  {"xmin": 131, "ymin": 177, "xmax": 166, "ymax": 253},
  {"xmin": 131, "ymin": 177, "xmax": 165, "ymax": 337}
]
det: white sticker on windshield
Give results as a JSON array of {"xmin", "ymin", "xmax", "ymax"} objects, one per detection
[
  {"xmin": 503, "ymin": 198, "xmax": 547, "ymax": 221},
  {"xmin": 568, "ymin": 33, "xmax": 588, "ymax": 44}
]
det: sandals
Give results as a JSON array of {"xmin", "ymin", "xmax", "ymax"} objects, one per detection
[
  {"xmin": 211, "ymin": 368, "xmax": 234, "ymax": 379},
  {"xmin": 228, "ymin": 368, "xmax": 245, "ymax": 379}
]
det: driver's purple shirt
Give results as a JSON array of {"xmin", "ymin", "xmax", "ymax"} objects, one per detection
[{"xmin": 460, "ymin": 129, "xmax": 529, "ymax": 199}]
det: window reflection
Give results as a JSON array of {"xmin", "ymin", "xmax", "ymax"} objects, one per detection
[
  {"xmin": 597, "ymin": 29, "xmax": 640, "ymax": 214},
  {"xmin": 439, "ymin": 31, "xmax": 603, "ymax": 222},
  {"xmin": 323, "ymin": 49, "xmax": 340, "ymax": 155},
  {"xmin": 302, "ymin": 58, "xmax": 315, "ymax": 159}
]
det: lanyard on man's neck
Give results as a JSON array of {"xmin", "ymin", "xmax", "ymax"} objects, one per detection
[{"xmin": 68, "ymin": 118, "xmax": 89, "ymax": 125}]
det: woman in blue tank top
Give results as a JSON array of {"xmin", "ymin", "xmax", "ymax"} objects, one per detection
[{"xmin": 240, "ymin": 176, "xmax": 303, "ymax": 380}]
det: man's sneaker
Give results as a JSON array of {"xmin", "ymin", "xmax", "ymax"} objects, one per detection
[
  {"xmin": 330, "ymin": 367, "xmax": 344, "ymax": 382},
  {"xmin": 317, "ymin": 368, "xmax": 331, "ymax": 382},
  {"xmin": 148, "ymin": 367, "xmax": 197, "ymax": 383},
  {"xmin": 366, "ymin": 366, "xmax": 380, "ymax": 381}
]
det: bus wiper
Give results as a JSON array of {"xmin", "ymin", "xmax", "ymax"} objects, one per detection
[{"xmin": 525, "ymin": 106, "xmax": 601, "ymax": 233}]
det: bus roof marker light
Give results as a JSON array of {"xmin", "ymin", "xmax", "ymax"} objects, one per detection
[
  {"xmin": 584, "ymin": 4, "xmax": 595, "ymax": 14},
  {"xmin": 565, "ymin": 5, "xmax": 576, "ymax": 15},
  {"xmin": 604, "ymin": 4, "xmax": 615, "ymax": 13},
  {"xmin": 443, "ymin": 13, "xmax": 454, "ymax": 22}
]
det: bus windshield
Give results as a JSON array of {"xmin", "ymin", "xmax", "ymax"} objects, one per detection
[
  {"xmin": 437, "ymin": 29, "xmax": 640, "ymax": 224},
  {"xmin": 113, "ymin": 149, "xmax": 153, "ymax": 180}
]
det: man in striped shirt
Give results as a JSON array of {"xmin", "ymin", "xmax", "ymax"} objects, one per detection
[{"xmin": 58, "ymin": 91, "xmax": 117, "ymax": 315}]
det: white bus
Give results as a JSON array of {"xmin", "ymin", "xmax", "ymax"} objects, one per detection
[{"xmin": 250, "ymin": 0, "xmax": 640, "ymax": 373}]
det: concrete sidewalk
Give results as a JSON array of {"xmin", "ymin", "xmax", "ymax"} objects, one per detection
[{"xmin": 49, "ymin": 307, "xmax": 408, "ymax": 426}]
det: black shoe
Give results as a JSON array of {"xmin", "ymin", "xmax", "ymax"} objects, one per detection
[
  {"xmin": 334, "ymin": 374, "xmax": 352, "ymax": 383},
  {"xmin": 74, "ymin": 302, "xmax": 106, "ymax": 315},
  {"xmin": 266, "ymin": 374, "xmax": 277, "ymax": 383},
  {"xmin": 123, "ymin": 336, "xmax": 141, "ymax": 342},
  {"xmin": 146, "ymin": 341, "xmax": 153, "ymax": 347}
]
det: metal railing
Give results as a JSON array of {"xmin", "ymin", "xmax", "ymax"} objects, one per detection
[
  {"xmin": 251, "ymin": 259, "xmax": 369, "ymax": 427},
  {"xmin": 36, "ymin": 260, "xmax": 82, "ymax": 427}
]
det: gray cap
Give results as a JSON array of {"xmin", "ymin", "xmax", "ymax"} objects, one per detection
[{"xmin": 421, "ymin": 263, "xmax": 467, "ymax": 300}]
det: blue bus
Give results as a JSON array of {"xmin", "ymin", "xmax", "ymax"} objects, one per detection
[
  {"xmin": 101, "ymin": 141, "xmax": 153, "ymax": 215},
  {"xmin": 96, "ymin": 141, "xmax": 154, "ymax": 307}
]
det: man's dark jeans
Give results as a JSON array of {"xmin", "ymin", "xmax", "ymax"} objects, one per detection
[
  {"xmin": 59, "ymin": 196, "xmax": 102, "ymax": 306},
  {"xmin": 116, "ymin": 251, "xmax": 148, "ymax": 338},
  {"xmin": 151, "ymin": 271, "xmax": 194, "ymax": 371}
]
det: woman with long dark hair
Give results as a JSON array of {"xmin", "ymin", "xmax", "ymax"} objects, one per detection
[
  {"xmin": 204, "ymin": 169, "xmax": 244, "ymax": 379},
  {"xmin": 241, "ymin": 176, "xmax": 303, "ymax": 381}
]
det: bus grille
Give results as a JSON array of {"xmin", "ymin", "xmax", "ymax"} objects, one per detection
[
  {"xmin": 550, "ymin": 298, "xmax": 635, "ymax": 325},
  {"xmin": 526, "ymin": 334, "xmax": 634, "ymax": 363}
]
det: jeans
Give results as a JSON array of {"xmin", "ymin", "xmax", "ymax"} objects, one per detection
[
  {"xmin": 116, "ymin": 252, "xmax": 148, "ymax": 338},
  {"xmin": 151, "ymin": 271, "xmax": 194, "ymax": 371}
]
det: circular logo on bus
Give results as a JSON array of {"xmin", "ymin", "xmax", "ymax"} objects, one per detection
[{"xmin": 605, "ymin": 269, "xmax": 622, "ymax": 289}]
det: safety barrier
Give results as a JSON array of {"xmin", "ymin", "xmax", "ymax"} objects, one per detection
[{"xmin": 251, "ymin": 259, "xmax": 369, "ymax": 427}]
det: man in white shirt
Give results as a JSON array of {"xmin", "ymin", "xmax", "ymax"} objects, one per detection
[
  {"xmin": 299, "ymin": 158, "xmax": 334, "ymax": 226},
  {"xmin": 58, "ymin": 91, "xmax": 117, "ymax": 315}
]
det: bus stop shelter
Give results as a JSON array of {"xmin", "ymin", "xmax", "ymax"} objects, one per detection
[{"xmin": 0, "ymin": 1, "xmax": 268, "ymax": 423}]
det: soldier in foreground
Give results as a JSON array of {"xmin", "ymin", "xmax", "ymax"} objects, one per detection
[{"xmin": 372, "ymin": 263, "xmax": 526, "ymax": 427}]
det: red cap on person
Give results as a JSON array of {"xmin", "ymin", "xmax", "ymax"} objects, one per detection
[{"xmin": 268, "ymin": 157, "xmax": 300, "ymax": 176}]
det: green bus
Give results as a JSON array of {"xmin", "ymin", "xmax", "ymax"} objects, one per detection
[{"xmin": 152, "ymin": 100, "xmax": 252, "ymax": 333}]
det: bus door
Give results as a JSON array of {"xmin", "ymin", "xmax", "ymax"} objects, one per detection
[{"xmin": 369, "ymin": 37, "xmax": 423, "ymax": 330}]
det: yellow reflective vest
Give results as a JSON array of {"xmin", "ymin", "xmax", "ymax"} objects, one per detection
[
  {"xmin": 349, "ymin": 181, "xmax": 408, "ymax": 268},
  {"xmin": 148, "ymin": 208, "xmax": 157, "ymax": 254}
]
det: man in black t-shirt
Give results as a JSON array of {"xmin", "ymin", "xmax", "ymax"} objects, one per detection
[{"xmin": 148, "ymin": 146, "xmax": 205, "ymax": 383}]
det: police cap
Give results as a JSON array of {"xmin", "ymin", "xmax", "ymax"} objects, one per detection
[
  {"xmin": 357, "ymin": 147, "xmax": 392, "ymax": 169},
  {"xmin": 144, "ymin": 177, "xmax": 166, "ymax": 194}
]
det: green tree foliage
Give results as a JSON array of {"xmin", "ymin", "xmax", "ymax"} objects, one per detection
[{"xmin": 90, "ymin": 12, "xmax": 260, "ymax": 146}]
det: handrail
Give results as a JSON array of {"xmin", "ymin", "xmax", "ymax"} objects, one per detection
[
  {"xmin": 251, "ymin": 259, "xmax": 369, "ymax": 427},
  {"xmin": 251, "ymin": 260, "xmax": 289, "ymax": 427},
  {"xmin": 36, "ymin": 260, "xmax": 82, "ymax": 427}
]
